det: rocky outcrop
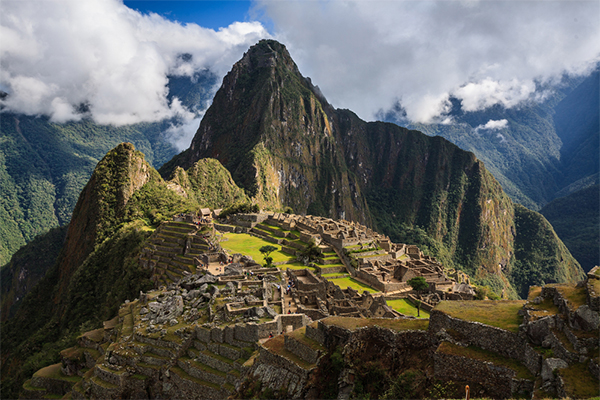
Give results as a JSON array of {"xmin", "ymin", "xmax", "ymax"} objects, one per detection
[{"xmin": 161, "ymin": 39, "xmax": 584, "ymax": 299}]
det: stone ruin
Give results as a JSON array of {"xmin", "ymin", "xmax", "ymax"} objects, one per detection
[{"xmin": 287, "ymin": 268, "xmax": 399, "ymax": 321}]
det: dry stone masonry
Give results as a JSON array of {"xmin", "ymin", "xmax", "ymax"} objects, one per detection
[{"xmin": 19, "ymin": 211, "xmax": 599, "ymax": 399}]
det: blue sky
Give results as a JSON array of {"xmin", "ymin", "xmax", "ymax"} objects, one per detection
[{"xmin": 123, "ymin": 0, "xmax": 258, "ymax": 30}]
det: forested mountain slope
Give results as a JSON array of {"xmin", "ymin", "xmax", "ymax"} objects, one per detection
[
  {"xmin": 162, "ymin": 40, "xmax": 584, "ymax": 298},
  {"xmin": 0, "ymin": 72, "xmax": 216, "ymax": 265}
]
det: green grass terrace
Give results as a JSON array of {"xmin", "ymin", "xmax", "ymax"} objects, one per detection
[
  {"xmin": 320, "ymin": 316, "xmax": 429, "ymax": 331},
  {"xmin": 221, "ymin": 233, "xmax": 296, "ymax": 264},
  {"xmin": 548, "ymin": 283, "xmax": 588, "ymax": 310},
  {"xmin": 434, "ymin": 300, "xmax": 525, "ymax": 333},
  {"xmin": 386, "ymin": 298, "xmax": 430, "ymax": 319},
  {"xmin": 326, "ymin": 276, "xmax": 377, "ymax": 294}
]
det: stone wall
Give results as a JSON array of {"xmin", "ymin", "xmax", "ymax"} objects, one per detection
[
  {"xmin": 590, "ymin": 358, "xmax": 600, "ymax": 380},
  {"xmin": 407, "ymin": 294, "xmax": 434, "ymax": 312},
  {"xmin": 195, "ymin": 315, "xmax": 310, "ymax": 346},
  {"xmin": 295, "ymin": 305, "xmax": 327, "ymax": 321},
  {"xmin": 214, "ymin": 223, "xmax": 235, "ymax": 232},
  {"xmin": 355, "ymin": 270, "xmax": 386, "ymax": 292},
  {"xmin": 284, "ymin": 335, "xmax": 320, "ymax": 364},
  {"xmin": 167, "ymin": 367, "xmax": 227, "ymax": 399},
  {"xmin": 434, "ymin": 350, "xmax": 534, "ymax": 399},
  {"xmin": 305, "ymin": 324, "xmax": 325, "ymax": 346},
  {"xmin": 248, "ymin": 347, "xmax": 313, "ymax": 398},
  {"xmin": 429, "ymin": 310, "xmax": 542, "ymax": 375}
]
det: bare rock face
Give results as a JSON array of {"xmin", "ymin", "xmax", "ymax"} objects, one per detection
[
  {"xmin": 161, "ymin": 39, "xmax": 584, "ymax": 297},
  {"xmin": 575, "ymin": 305, "xmax": 600, "ymax": 330}
]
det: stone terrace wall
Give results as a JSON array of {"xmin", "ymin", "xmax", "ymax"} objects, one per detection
[
  {"xmin": 355, "ymin": 270, "xmax": 386, "ymax": 292},
  {"xmin": 429, "ymin": 310, "xmax": 542, "ymax": 375},
  {"xmin": 195, "ymin": 315, "xmax": 311, "ymax": 345},
  {"xmin": 284, "ymin": 335, "xmax": 320, "ymax": 364},
  {"xmin": 249, "ymin": 347, "xmax": 313, "ymax": 398},
  {"xmin": 305, "ymin": 319, "xmax": 431, "ymax": 351},
  {"xmin": 434, "ymin": 351, "xmax": 534, "ymax": 399}
]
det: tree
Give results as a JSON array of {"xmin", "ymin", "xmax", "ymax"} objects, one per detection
[
  {"xmin": 407, "ymin": 276, "xmax": 429, "ymax": 296},
  {"xmin": 259, "ymin": 245, "xmax": 278, "ymax": 267},
  {"xmin": 300, "ymin": 239, "xmax": 321, "ymax": 264}
]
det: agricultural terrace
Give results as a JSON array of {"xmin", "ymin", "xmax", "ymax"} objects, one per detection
[
  {"xmin": 320, "ymin": 316, "xmax": 429, "ymax": 331},
  {"xmin": 328, "ymin": 276, "xmax": 377, "ymax": 294},
  {"xmin": 220, "ymin": 233, "xmax": 380, "ymax": 294},
  {"xmin": 434, "ymin": 300, "xmax": 525, "ymax": 333},
  {"xmin": 386, "ymin": 299, "xmax": 430, "ymax": 319},
  {"xmin": 220, "ymin": 233, "xmax": 296, "ymax": 264}
]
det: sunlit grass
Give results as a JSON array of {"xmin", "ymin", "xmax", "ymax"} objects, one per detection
[
  {"xmin": 386, "ymin": 298, "xmax": 430, "ymax": 319},
  {"xmin": 559, "ymin": 361, "xmax": 600, "ymax": 399},
  {"xmin": 327, "ymin": 277, "xmax": 378, "ymax": 293},
  {"xmin": 435, "ymin": 300, "xmax": 525, "ymax": 333},
  {"xmin": 284, "ymin": 262, "xmax": 317, "ymax": 272},
  {"xmin": 550, "ymin": 284, "xmax": 587, "ymax": 310},
  {"xmin": 221, "ymin": 233, "xmax": 296, "ymax": 264}
]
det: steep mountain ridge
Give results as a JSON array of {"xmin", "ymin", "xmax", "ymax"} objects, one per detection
[
  {"xmin": 0, "ymin": 40, "xmax": 588, "ymax": 398},
  {"xmin": 161, "ymin": 40, "xmax": 371, "ymax": 223},
  {"xmin": 53, "ymin": 143, "xmax": 154, "ymax": 300},
  {"xmin": 1, "ymin": 143, "xmax": 249, "ymax": 399},
  {"xmin": 0, "ymin": 71, "xmax": 216, "ymax": 266},
  {"xmin": 541, "ymin": 184, "xmax": 600, "ymax": 272},
  {"xmin": 162, "ymin": 39, "xmax": 584, "ymax": 297}
]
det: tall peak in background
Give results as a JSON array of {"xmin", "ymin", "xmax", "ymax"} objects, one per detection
[{"xmin": 160, "ymin": 39, "xmax": 584, "ymax": 298}]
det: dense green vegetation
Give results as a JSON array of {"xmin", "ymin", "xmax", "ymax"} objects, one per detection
[
  {"xmin": 509, "ymin": 204, "xmax": 585, "ymax": 298},
  {"xmin": 0, "ymin": 72, "xmax": 216, "ymax": 266},
  {"xmin": 405, "ymin": 70, "xmax": 598, "ymax": 212},
  {"xmin": 0, "ymin": 225, "xmax": 67, "ymax": 321},
  {"xmin": 398, "ymin": 71, "xmax": 599, "ymax": 273},
  {"xmin": 541, "ymin": 185, "xmax": 599, "ymax": 272},
  {"xmin": 0, "ymin": 142, "xmax": 242, "ymax": 399}
]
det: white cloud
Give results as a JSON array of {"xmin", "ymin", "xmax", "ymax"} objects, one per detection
[
  {"xmin": 475, "ymin": 119, "xmax": 508, "ymax": 131},
  {"xmin": 453, "ymin": 79, "xmax": 536, "ymax": 112},
  {"xmin": 164, "ymin": 116, "xmax": 204, "ymax": 152},
  {"xmin": 474, "ymin": 119, "xmax": 508, "ymax": 142},
  {"xmin": 0, "ymin": 0, "xmax": 269, "ymax": 126},
  {"xmin": 259, "ymin": 0, "xmax": 600, "ymax": 122}
]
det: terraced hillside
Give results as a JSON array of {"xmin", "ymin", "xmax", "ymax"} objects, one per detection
[{"xmin": 139, "ymin": 220, "xmax": 215, "ymax": 287}]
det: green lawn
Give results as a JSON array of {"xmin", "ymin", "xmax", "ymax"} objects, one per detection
[
  {"xmin": 322, "ymin": 272, "xmax": 350, "ymax": 278},
  {"xmin": 221, "ymin": 233, "xmax": 296, "ymax": 264},
  {"xmin": 321, "ymin": 316, "xmax": 429, "ymax": 331},
  {"xmin": 327, "ymin": 277, "xmax": 378, "ymax": 293},
  {"xmin": 283, "ymin": 262, "xmax": 317, "ymax": 272},
  {"xmin": 435, "ymin": 300, "xmax": 525, "ymax": 333},
  {"xmin": 386, "ymin": 298, "xmax": 430, "ymax": 319}
]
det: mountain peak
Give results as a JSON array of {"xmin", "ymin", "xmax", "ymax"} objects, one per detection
[{"xmin": 239, "ymin": 39, "xmax": 298, "ymax": 73}]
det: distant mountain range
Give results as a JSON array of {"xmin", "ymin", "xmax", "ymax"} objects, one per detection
[
  {"xmin": 0, "ymin": 72, "xmax": 216, "ymax": 265},
  {"xmin": 383, "ymin": 68, "xmax": 599, "ymax": 272},
  {"xmin": 0, "ymin": 39, "xmax": 588, "ymax": 399},
  {"xmin": 1, "ymin": 41, "xmax": 596, "ymax": 272},
  {"xmin": 389, "ymin": 70, "xmax": 599, "ymax": 212}
]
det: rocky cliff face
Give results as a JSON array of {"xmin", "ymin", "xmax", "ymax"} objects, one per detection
[
  {"xmin": 161, "ymin": 39, "xmax": 584, "ymax": 297},
  {"xmin": 161, "ymin": 40, "xmax": 371, "ymax": 223}
]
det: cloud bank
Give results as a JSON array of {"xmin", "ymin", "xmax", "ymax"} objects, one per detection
[
  {"xmin": 260, "ymin": 0, "xmax": 600, "ymax": 122},
  {"xmin": 0, "ymin": 0, "xmax": 268, "ymax": 127}
]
